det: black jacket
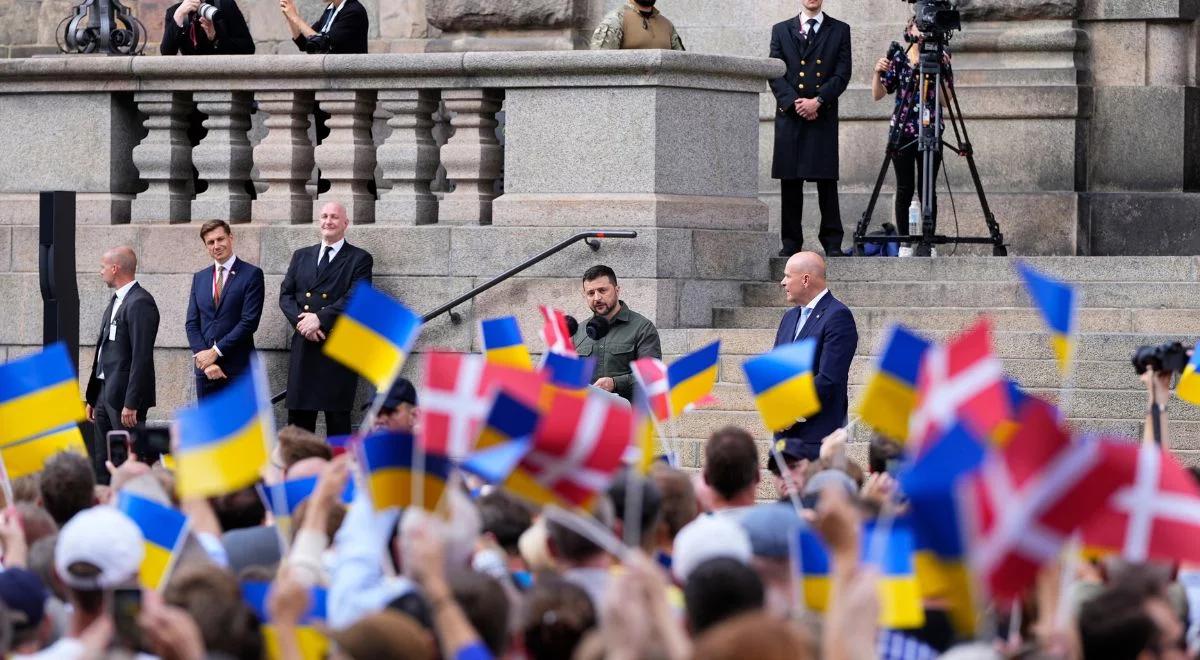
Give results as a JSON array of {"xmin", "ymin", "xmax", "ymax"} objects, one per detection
[
  {"xmin": 769, "ymin": 15, "xmax": 852, "ymax": 180},
  {"xmin": 86, "ymin": 283, "xmax": 160, "ymax": 412},
  {"xmin": 279, "ymin": 242, "xmax": 373, "ymax": 411},
  {"xmin": 772, "ymin": 292, "xmax": 859, "ymax": 460},
  {"xmin": 185, "ymin": 258, "xmax": 265, "ymax": 382},
  {"xmin": 293, "ymin": 0, "xmax": 369, "ymax": 55},
  {"xmin": 161, "ymin": 0, "xmax": 255, "ymax": 55}
]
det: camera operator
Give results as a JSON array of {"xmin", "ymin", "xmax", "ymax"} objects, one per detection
[
  {"xmin": 280, "ymin": 0, "xmax": 368, "ymax": 55},
  {"xmin": 1142, "ymin": 367, "xmax": 1172, "ymax": 448},
  {"xmin": 871, "ymin": 16, "xmax": 952, "ymax": 256},
  {"xmin": 160, "ymin": 0, "xmax": 254, "ymax": 55}
]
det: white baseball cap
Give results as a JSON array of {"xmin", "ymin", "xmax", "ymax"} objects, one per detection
[
  {"xmin": 55, "ymin": 506, "xmax": 144, "ymax": 590},
  {"xmin": 671, "ymin": 512, "xmax": 753, "ymax": 583}
]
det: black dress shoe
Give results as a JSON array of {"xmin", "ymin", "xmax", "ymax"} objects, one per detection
[{"xmin": 825, "ymin": 247, "xmax": 850, "ymax": 257}]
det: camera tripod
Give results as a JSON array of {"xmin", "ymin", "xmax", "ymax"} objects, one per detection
[{"xmin": 852, "ymin": 38, "xmax": 1007, "ymax": 257}]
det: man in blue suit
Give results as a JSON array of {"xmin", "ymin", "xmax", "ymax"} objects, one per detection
[
  {"xmin": 185, "ymin": 220, "xmax": 265, "ymax": 398},
  {"xmin": 772, "ymin": 251, "xmax": 858, "ymax": 461}
]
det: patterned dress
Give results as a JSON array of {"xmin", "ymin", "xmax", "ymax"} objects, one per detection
[{"xmin": 879, "ymin": 45, "xmax": 954, "ymax": 143}]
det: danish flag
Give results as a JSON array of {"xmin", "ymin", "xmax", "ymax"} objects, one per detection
[
  {"xmin": 539, "ymin": 306, "xmax": 576, "ymax": 356},
  {"xmin": 1082, "ymin": 441, "xmax": 1200, "ymax": 565},
  {"xmin": 965, "ymin": 397, "xmax": 1130, "ymax": 601},
  {"xmin": 909, "ymin": 317, "xmax": 1010, "ymax": 453},
  {"xmin": 631, "ymin": 357, "xmax": 671, "ymax": 422},
  {"xmin": 517, "ymin": 390, "xmax": 633, "ymax": 507},
  {"xmin": 419, "ymin": 351, "xmax": 545, "ymax": 459}
]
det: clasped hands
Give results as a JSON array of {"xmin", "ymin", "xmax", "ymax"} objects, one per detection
[
  {"xmin": 193, "ymin": 348, "xmax": 227, "ymax": 381},
  {"xmin": 297, "ymin": 312, "xmax": 326, "ymax": 342},
  {"xmin": 794, "ymin": 97, "xmax": 821, "ymax": 120}
]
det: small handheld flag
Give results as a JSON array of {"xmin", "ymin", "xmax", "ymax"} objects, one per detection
[
  {"xmin": 358, "ymin": 431, "xmax": 452, "ymax": 511},
  {"xmin": 1177, "ymin": 349, "xmax": 1200, "ymax": 406},
  {"xmin": 1016, "ymin": 261, "xmax": 1077, "ymax": 373},
  {"xmin": 539, "ymin": 306, "xmax": 576, "ymax": 356},
  {"xmin": 666, "ymin": 341, "xmax": 720, "ymax": 417},
  {"xmin": 481, "ymin": 316, "xmax": 533, "ymax": 370},
  {"xmin": 116, "ymin": 492, "xmax": 189, "ymax": 591},
  {"xmin": 174, "ymin": 360, "xmax": 272, "ymax": 498},
  {"xmin": 0, "ymin": 342, "xmax": 85, "ymax": 446},
  {"xmin": 857, "ymin": 325, "xmax": 931, "ymax": 442},
  {"xmin": 743, "ymin": 339, "xmax": 820, "ymax": 432},
  {"xmin": 261, "ymin": 475, "xmax": 355, "ymax": 538},
  {"xmin": 631, "ymin": 358, "xmax": 671, "ymax": 422},
  {"xmin": 0, "ymin": 423, "xmax": 88, "ymax": 479},
  {"xmin": 242, "ymin": 581, "xmax": 329, "ymax": 660},
  {"xmin": 323, "ymin": 283, "xmax": 423, "ymax": 388}
]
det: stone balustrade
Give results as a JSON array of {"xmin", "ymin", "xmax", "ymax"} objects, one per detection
[{"xmin": 0, "ymin": 51, "xmax": 780, "ymax": 230}]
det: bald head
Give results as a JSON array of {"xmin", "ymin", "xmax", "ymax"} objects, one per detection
[
  {"xmin": 318, "ymin": 202, "xmax": 350, "ymax": 244},
  {"xmin": 780, "ymin": 251, "xmax": 827, "ymax": 306},
  {"xmin": 100, "ymin": 246, "xmax": 138, "ymax": 289}
]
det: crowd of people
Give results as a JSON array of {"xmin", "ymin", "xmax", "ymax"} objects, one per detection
[{"xmin": 0, "ymin": 361, "xmax": 1192, "ymax": 660}]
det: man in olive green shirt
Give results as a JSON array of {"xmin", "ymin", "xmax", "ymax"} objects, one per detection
[{"xmin": 573, "ymin": 265, "xmax": 662, "ymax": 402}]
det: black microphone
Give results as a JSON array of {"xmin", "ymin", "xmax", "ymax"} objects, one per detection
[
  {"xmin": 887, "ymin": 41, "xmax": 904, "ymax": 61},
  {"xmin": 586, "ymin": 316, "xmax": 610, "ymax": 341},
  {"xmin": 564, "ymin": 315, "xmax": 579, "ymax": 337}
]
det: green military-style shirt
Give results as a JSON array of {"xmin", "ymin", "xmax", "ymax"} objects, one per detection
[{"xmin": 573, "ymin": 301, "xmax": 662, "ymax": 401}]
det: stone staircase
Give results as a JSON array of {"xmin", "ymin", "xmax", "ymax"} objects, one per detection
[{"xmin": 657, "ymin": 257, "xmax": 1200, "ymax": 472}]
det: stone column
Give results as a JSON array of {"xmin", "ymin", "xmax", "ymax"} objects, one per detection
[
  {"xmin": 192, "ymin": 91, "xmax": 254, "ymax": 223},
  {"xmin": 439, "ymin": 89, "xmax": 503, "ymax": 225},
  {"xmin": 253, "ymin": 91, "xmax": 315, "ymax": 224},
  {"xmin": 131, "ymin": 92, "xmax": 194, "ymax": 224},
  {"xmin": 314, "ymin": 90, "xmax": 378, "ymax": 224},
  {"xmin": 376, "ymin": 89, "xmax": 440, "ymax": 224}
]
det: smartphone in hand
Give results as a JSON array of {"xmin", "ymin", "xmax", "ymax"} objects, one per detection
[
  {"xmin": 106, "ymin": 430, "xmax": 132, "ymax": 468},
  {"xmin": 110, "ymin": 587, "xmax": 143, "ymax": 651}
]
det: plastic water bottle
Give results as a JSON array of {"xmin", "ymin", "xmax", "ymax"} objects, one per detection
[{"xmin": 908, "ymin": 200, "xmax": 921, "ymax": 233}]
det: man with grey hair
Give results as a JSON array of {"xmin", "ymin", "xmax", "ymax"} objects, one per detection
[
  {"xmin": 84, "ymin": 246, "xmax": 160, "ymax": 483},
  {"xmin": 279, "ymin": 201, "xmax": 374, "ymax": 436},
  {"xmin": 771, "ymin": 251, "xmax": 857, "ymax": 461}
]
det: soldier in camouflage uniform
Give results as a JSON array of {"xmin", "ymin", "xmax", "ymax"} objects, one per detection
[{"xmin": 590, "ymin": 0, "xmax": 685, "ymax": 51}]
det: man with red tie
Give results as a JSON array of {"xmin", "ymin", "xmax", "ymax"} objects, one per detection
[{"xmin": 185, "ymin": 220, "xmax": 265, "ymax": 399}]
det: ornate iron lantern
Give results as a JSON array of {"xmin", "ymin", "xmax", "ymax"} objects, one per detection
[{"xmin": 57, "ymin": 0, "xmax": 148, "ymax": 55}]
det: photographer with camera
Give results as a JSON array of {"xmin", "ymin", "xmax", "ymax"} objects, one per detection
[
  {"xmin": 572, "ymin": 265, "xmax": 661, "ymax": 403},
  {"xmin": 1132, "ymin": 342, "xmax": 1189, "ymax": 447},
  {"xmin": 871, "ymin": 14, "xmax": 952, "ymax": 256},
  {"xmin": 160, "ymin": 0, "xmax": 254, "ymax": 55},
  {"xmin": 281, "ymin": 0, "xmax": 368, "ymax": 55}
]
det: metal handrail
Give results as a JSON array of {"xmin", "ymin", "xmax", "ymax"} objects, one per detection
[{"xmin": 269, "ymin": 230, "xmax": 638, "ymax": 405}]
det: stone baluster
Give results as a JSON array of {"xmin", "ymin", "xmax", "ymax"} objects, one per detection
[
  {"xmin": 314, "ymin": 90, "xmax": 377, "ymax": 224},
  {"xmin": 439, "ymin": 89, "xmax": 503, "ymax": 225},
  {"xmin": 192, "ymin": 91, "xmax": 254, "ymax": 222},
  {"xmin": 131, "ymin": 92, "xmax": 193, "ymax": 224},
  {"xmin": 376, "ymin": 89, "xmax": 439, "ymax": 224},
  {"xmin": 253, "ymin": 91, "xmax": 315, "ymax": 224}
]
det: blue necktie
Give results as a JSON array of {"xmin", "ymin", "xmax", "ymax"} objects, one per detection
[{"xmin": 794, "ymin": 307, "xmax": 812, "ymax": 341}]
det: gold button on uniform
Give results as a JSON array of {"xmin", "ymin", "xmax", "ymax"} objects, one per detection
[
  {"xmin": 816, "ymin": 59, "xmax": 822, "ymax": 64},
  {"xmin": 799, "ymin": 72, "xmax": 805, "ymax": 78},
  {"xmin": 817, "ymin": 72, "xmax": 823, "ymax": 77},
  {"xmin": 800, "ymin": 60, "xmax": 806, "ymax": 65},
  {"xmin": 798, "ymin": 83, "xmax": 806, "ymax": 89},
  {"xmin": 322, "ymin": 293, "xmax": 328, "ymax": 299},
  {"xmin": 303, "ymin": 304, "xmax": 310, "ymax": 311},
  {"xmin": 305, "ymin": 292, "xmax": 311, "ymax": 298}
]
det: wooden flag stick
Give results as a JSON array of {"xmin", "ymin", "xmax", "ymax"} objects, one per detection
[{"xmin": 770, "ymin": 442, "xmax": 806, "ymax": 519}]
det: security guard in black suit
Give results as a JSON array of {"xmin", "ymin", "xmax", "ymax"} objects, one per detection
[
  {"xmin": 769, "ymin": 0, "xmax": 853, "ymax": 258},
  {"xmin": 279, "ymin": 201, "xmax": 373, "ymax": 435}
]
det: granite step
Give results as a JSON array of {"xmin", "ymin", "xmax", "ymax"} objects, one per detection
[
  {"xmin": 740, "ymin": 280, "xmax": 1200, "ymax": 310},
  {"xmin": 771, "ymin": 256, "xmax": 1200, "ymax": 283}
]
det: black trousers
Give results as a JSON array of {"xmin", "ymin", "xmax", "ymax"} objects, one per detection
[
  {"xmin": 893, "ymin": 142, "xmax": 942, "ymax": 236},
  {"xmin": 288, "ymin": 409, "xmax": 352, "ymax": 437},
  {"xmin": 90, "ymin": 383, "xmax": 151, "ymax": 485},
  {"xmin": 780, "ymin": 178, "xmax": 843, "ymax": 254}
]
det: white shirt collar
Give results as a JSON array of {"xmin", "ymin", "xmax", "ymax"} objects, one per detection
[
  {"xmin": 804, "ymin": 288, "xmax": 829, "ymax": 311},
  {"xmin": 321, "ymin": 238, "xmax": 346, "ymax": 255},
  {"xmin": 214, "ymin": 254, "xmax": 237, "ymax": 271},
  {"xmin": 800, "ymin": 10, "xmax": 825, "ymax": 28},
  {"xmin": 114, "ymin": 280, "xmax": 138, "ymax": 301}
]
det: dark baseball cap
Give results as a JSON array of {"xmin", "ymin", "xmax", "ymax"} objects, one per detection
[
  {"xmin": 0, "ymin": 568, "xmax": 47, "ymax": 629},
  {"xmin": 376, "ymin": 377, "xmax": 418, "ymax": 411}
]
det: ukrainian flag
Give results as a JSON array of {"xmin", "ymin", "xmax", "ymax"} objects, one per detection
[
  {"xmin": 262, "ymin": 475, "xmax": 355, "ymax": 536},
  {"xmin": 0, "ymin": 343, "xmax": 84, "ymax": 446},
  {"xmin": 792, "ymin": 527, "xmax": 832, "ymax": 611},
  {"xmin": 0, "ymin": 423, "xmax": 87, "ymax": 479},
  {"xmin": 541, "ymin": 352, "xmax": 595, "ymax": 405},
  {"xmin": 481, "ymin": 316, "xmax": 533, "ymax": 370},
  {"xmin": 1016, "ymin": 261, "xmax": 1077, "ymax": 373},
  {"xmin": 358, "ymin": 431, "xmax": 451, "ymax": 511},
  {"xmin": 242, "ymin": 581, "xmax": 328, "ymax": 660},
  {"xmin": 666, "ymin": 341, "xmax": 720, "ymax": 417},
  {"xmin": 742, "ymin": 339, "xmax": 820, "ymax": 432},
  {"xmin": 476, "ymin": 390, "xmax": 540, "ymax": 452},
  {"xmin": 324, "ymin": 283, "xmax": 423, "ymax": 389},
  {"xmin": 899, "ymin": 422, "xmax": 987, "ymax": 636},
  {"xmin": 175, "ymin": 363, "xmax": 271, "ymax": 498},
  {"xmin": 990, "ymin": 379, "xmax": 1029, "ymax": 447},
  {"xmin": 632, "ymin": 383, "xmax": 658, "ymax": 475},
  {"xmin": 857, "ymin": 325, "xmax": 931, "ymax": 443},
  {"xmin": 1178, "ymin": 349, "xmax": 1200, "ymax": 406},
  {"xmin": 116, "ymin": 492, "xmax": 189, "ymax": 591},
  {"xmin": 864, "ymin": 519, "xmax": 925, "ymax": 630}
]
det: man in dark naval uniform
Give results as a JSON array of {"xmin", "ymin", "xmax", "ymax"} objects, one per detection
[
  {"xmin": 769, "ymin": 0, "xmax": 853, "ymax": 258},
  {"xmin": 279, "ymin": 201, "xmax": 373, "ymax": 435}
]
